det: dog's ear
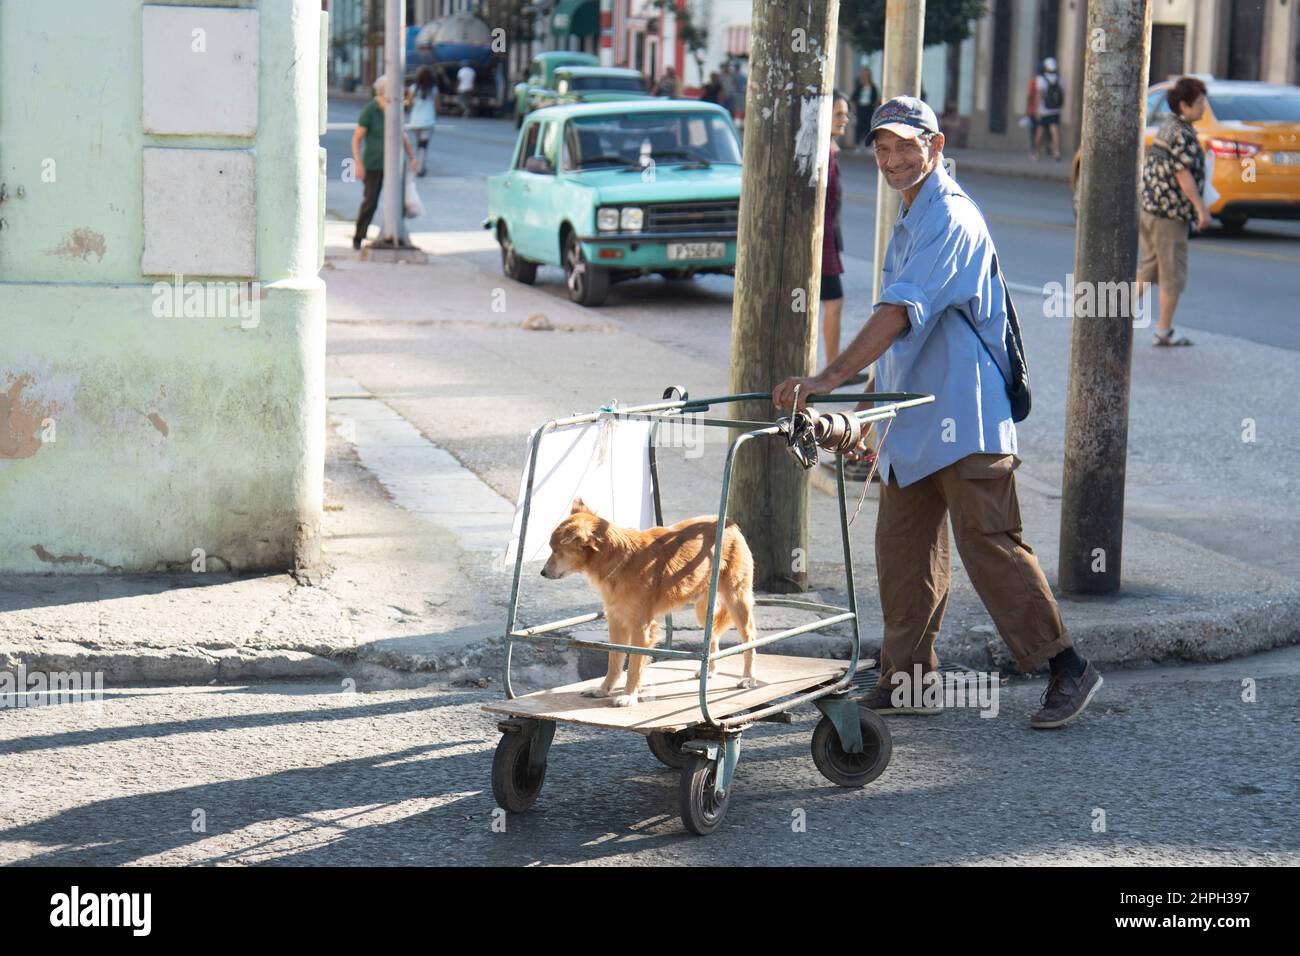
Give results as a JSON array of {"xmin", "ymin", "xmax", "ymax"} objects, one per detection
[
  {"xmin": 559, "ymin": 521, "xmax": 598, "ymax": 551},
  {"xmin": 570, "ymin": 497, "xmax": 592, "ymax": 515}
]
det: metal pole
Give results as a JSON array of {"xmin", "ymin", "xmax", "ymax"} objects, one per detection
[
  {"xmin": 1058, "ymin": 0, "xmax": 1152, "ymax": 594},
  {"xmin": 380, "ymin": 0, "xmax": 405, "ymax": 245},
  {"xmin": 871, "ymin": 0, "xmax": 925, "ymax": 304}
]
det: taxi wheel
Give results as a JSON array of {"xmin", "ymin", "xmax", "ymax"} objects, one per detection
[
  {"xmin": 1218, "ymin": 215, "xmax": 1247, "ymax": 235},
  {"xmin": 563, "ymin": 231, "xmax": 610, "ymax": 307}
]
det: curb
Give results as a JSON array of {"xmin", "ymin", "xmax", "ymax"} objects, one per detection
[{"xmin": 6, "ymin": 591, "xmax": 1297, "ymax": 688}]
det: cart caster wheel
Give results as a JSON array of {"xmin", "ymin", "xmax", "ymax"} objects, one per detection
[
  {"xmin": 647, "ymin": 730, "xmax": 690, "ymax": 769},
  {"xmin": 811, "ymin": 708, "xmax": 892, "ymax": 788},
  {"xmin": 678, "ymin": 754, "xmax": 731, "ymax": 835},
  {"xmin": 492, "ymin": 732, "xmax": 547, "ymax": 813}
]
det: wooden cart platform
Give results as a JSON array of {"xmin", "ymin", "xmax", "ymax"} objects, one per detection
[{"xmin": 483, "ymin": 654, "xmax": 870, "ymax": 733}]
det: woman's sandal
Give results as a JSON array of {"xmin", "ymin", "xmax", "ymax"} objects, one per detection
[{"xmin": 1153, "ymin": 328, "xmax": 1193, "ymax": 347}]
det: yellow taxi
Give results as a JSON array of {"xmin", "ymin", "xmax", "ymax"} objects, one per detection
[{"xmin": 1072, "ymin": 78, "xmax": 1300, "ymax": 234}]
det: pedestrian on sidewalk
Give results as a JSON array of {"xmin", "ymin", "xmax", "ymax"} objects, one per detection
[
  {"xmin": 716, "ymin": 63, "xmax": 736, "ymax": 115},
  {"xmin": 819, "ymin": 92, "xmax": 849, "ymax": 366},
  {"xmin": 352, "ymin": 74, "xmax": 417, "ymax": 250},
  {"xmin": 1023, "ymin": 69, "xmax": 1041, "ymax": 160},
  {"xmin": 1137, "ymin": 76, "xmax": 1210, "ymax": 348},
  {"xmin": 456, "ymin": 60, "xmax": 476, "ymax": 117},
  {"xmin": 852, "ymin": 66, "xmax": 880, "ymax": 150},
  {"xmin": 1033, "ymin": 57, "xmax": 1064, "ymax": 161},
  {"xmin": 653, "ymin": 65, "xmax": 678, "ymax": 99},
  {"xmin": 409, "ymin": 67, "xmax": 438, "ymax": 178},
  {"xmin": 700, "ymin": 71, "xmax": 722, "ymax": 105},
  {"xmin": 774, "ymin": 96, "xmax": 1102, "ymax": 729}
]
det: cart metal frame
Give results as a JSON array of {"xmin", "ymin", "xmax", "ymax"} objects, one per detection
[{"xmin": 492, "ymin": 388, "xmax": 934, "ymax": 830}]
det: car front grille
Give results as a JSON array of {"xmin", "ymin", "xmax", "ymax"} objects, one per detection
[{"xmin": 643, "ymin": 201, "xmax": 739, "ymax": 235}]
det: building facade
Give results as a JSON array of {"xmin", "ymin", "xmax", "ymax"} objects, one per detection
[
  {"xmin": 967, "ymin": 0, "xmax": 1300, "ymax": 158},
  {"xmin": 1, "ymin": 0, "xmax": 328, "ymax": 573}
]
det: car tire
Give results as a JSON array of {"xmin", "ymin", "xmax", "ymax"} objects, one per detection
[
  {"xmin": 1218, "ymin": 215, "xmax": 1247, "ymax": 235},
  {"xmin": 499, "ymin": 225, "xmax": 537, "ymax": 285},
  {"xmin": 563, "ymin": 231, "xmax": 610, "ymax": 307}
]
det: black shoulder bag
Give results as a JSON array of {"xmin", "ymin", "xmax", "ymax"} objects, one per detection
[{"xmin": 950, "ymin": 192, "xmax": 1032, "ymax": 422}]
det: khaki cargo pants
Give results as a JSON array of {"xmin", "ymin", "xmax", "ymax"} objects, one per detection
[{"xmin": 873, "ymin": 453, "xmax": 1071, "ymax": 686}]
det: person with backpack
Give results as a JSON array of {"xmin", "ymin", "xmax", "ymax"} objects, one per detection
[
  {"xmin": 774, "ymin": 96, "xmax": 1102, "ymax": 730},
  {"xmin": 1034, "ymin": 57, "xmax": 1064, "ymax": 161}
]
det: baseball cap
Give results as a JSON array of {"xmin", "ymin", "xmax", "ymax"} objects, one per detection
[
  {"xmin": 865, "ymin": 95, "xmax": 941, "ymax": 145},
  {"xmin": 1044, "ymin": 56, "xmax": 1057, "ymax": 72}
]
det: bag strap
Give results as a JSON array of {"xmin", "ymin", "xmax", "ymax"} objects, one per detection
[
  {"xmin": 956, "ymin": 255, "xmax": 1016, "ymax": 386},
  {"xmin": 946, "ymin": 188, "xmax": 1031, "ymax": 388}
]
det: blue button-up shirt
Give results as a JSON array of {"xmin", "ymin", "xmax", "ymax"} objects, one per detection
[{"xmin": 873, "ymin": 163, "xmax": 1017, "ymax": 487}]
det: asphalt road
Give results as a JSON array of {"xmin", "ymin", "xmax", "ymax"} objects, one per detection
[
  {"xmin": 322, "ymin": 99, "xmax": 1300, "ymax": 352},
  {"xmin": 2, "ymin": 647, "xmax": 1296, "ymax": 865}
]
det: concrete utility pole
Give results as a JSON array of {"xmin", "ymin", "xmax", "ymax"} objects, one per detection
[
  {"xmin": 871, "ymin": 0, "xmax": 925, "ymax": 303},
  {"xmin": 727, "ymin": 0, "xmax": 839, "ymax": 592},
  {"xmin": 1058, "ymin": 0, "xmax": 1152, "ymax": 594},
  {"xmin": 380, "ymin": 0, "xmax": 406, "ymax": 245}
]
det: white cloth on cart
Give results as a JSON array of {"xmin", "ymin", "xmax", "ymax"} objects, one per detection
[{"xmin": 504, "ymin": 418, "xmax": 656, "ymax": 564}]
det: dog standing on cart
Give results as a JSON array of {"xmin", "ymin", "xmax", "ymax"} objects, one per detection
[{"xmin": 774, "ymin": 96, "xmax": 1103, "ymax": 729}]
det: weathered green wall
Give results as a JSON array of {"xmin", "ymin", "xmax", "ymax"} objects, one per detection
[{"xmin": 0, "ymin": 0, "xmax": 327, "ymax": 573}]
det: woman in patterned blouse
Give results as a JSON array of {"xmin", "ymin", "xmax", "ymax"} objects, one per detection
[{"xmin": 1137, "ymin": 76, "xmax": 1211, "ymax": 347}]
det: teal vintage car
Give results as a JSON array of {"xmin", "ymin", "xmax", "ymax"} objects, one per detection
[
  {"xmin": 513, "ymin": 51, "xmax": 599, "ymax": 127},
  {"xmin": 545, "ymin": 66, "xmax": 651, "ymax": 107},
  {"xmin": 485, "ymin": 100, "xmax": 742, "ymax": 306}
]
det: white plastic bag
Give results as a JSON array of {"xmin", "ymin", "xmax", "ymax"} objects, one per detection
[{"xmin": 403, "ymin": 176, "xmax": 423, "ymax": 219}]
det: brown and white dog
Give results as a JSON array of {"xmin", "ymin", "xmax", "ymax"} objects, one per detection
[{"xmin": 541, "ymin": 499, "xmax": 760, "ymax": 707}]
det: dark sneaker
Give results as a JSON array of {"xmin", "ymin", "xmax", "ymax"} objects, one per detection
[
  {"xmin": 860, "ymin": 684, "xmax": 943, "ymax": 716},
  {"xmin": 1030, "ymin": 663, "xmax": 1103, "ymax": 729}
]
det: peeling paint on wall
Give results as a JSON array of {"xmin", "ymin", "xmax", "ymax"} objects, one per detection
[
  {"xmin": 44, "ymin": 228, "xmax": 107, "ymax": 262},
  {"xmin": 1, "ymin": 374, "xmax": 61, "ymax": 459},
  {"xmin": 146, "ymin": 412, "xmax": 169, "ymax": 436}
]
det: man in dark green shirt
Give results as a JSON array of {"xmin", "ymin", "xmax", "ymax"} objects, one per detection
[{"xmin": 352, "ymin": 74, "xmax": 416, "ymax": 249}]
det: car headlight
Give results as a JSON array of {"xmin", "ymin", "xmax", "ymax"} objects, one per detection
[
  {"xmin": 620, "ymin": 207, "xmax": 643, "ymax": 232},
  {"xmin": 597, "ymin": 208, "xmax": 620, "ymax": 232}
]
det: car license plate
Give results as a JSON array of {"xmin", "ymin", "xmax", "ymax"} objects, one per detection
[
  {"xmin": 667, "ymin": 241, "xmax": 725, "ymax": 260},
  {"xmin": 1274, "ymin": 151, "xmax": 1300, "ymax": 166}
]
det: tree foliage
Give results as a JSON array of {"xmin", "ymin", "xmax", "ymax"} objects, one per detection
[
  {"xmin": 839, "ymin": 0, "xmax": 988, "ymax": 55},
  {"xmin": 655, "ymin": 0, "xmax": 712, "ymax": 71}
]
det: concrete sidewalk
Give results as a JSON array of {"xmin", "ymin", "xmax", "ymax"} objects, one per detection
[{"xmin": 3, "ymin": 218, "xmax": 1297, "ymax": 689}]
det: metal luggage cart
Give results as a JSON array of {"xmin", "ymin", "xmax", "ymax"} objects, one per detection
[{"xmin": 484, "ymin": 387, "xmax": 934, "ymax": 835}]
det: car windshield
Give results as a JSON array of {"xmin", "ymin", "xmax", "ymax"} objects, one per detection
[
  {"xmin": 570, "ymin": 76, "xmax": 645, "ymax": 93},
  {"xmin": 564, "ymin": 111, "xmax": 741, "ymax": 170},
  {"xmin": 1208, "ymin": 90, "xmax": 1300, "ymax": 123}
]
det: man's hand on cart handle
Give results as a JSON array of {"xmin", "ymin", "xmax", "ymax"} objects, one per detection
[
  {"xmin": 773, "ymin": 375, "xmax": 829, "ymax": 412},
  {"xmin": 773, "ymin": 304, "xmax": 909, "ymax": 411}
]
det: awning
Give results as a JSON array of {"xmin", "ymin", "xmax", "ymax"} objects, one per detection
[
  {"xmin": 726, "ymin": 24, "xmax": 751, "ymax": 57},
  {"xmin": 552, "ymin": 0, "xmax": 599, "ymax": 38}
]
